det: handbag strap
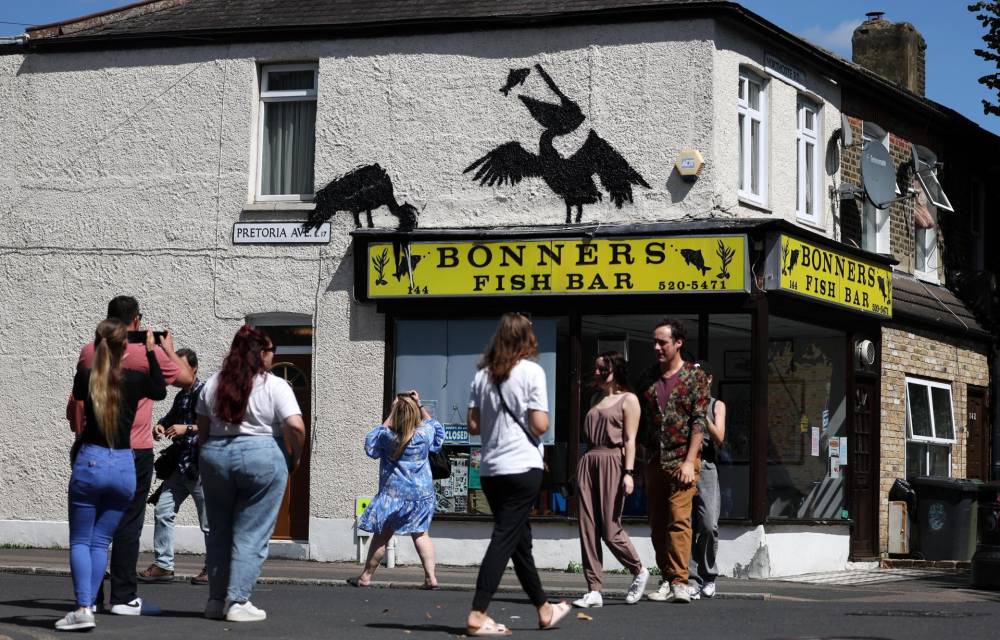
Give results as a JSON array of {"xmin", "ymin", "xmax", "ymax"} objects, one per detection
[{"xmin": 495, "ymin": 381, "xmax": 540, "ymax": 447}]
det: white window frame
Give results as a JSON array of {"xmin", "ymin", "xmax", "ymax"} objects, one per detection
[
  {"xmin": 795, "ymin": 97, "xmax": 821, "ymax": 225},
  {"xmin": 738, "ymin": 70, "xmax": 768, "ymax": 207},
  {"xmin": 913, "ymin": 148, "xmax": 954, "ymax": 213},
  {"xmin": 904, "ymin": 377, "xmax": 955, "ymax": 478},
  {"xmin": 255, "ymin": 63, "xmax": 319, "ymax": 202},
  {"xmin": 860, "ymin": 122, "xmax": 893, "ymax": 254}
]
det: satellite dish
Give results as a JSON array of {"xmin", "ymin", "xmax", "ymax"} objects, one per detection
[
  {"xmin": 861, "ymin": 140, "xmax": 895, "ymax": 209},
  {"xmin": 840, "ymin": 113, "xmax": 854, "ymax": 147}
]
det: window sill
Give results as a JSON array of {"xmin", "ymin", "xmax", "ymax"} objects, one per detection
[
  {"xmin": 795, "ymin": 216, "xmax": 826, "ymax": 233},
  {"xmin": 913, "ymin": 272, "xmax": 941, "ymax": 286},
  {"xmin": 737, "ymin": 197, "xmax": 771, "ymax": 213},
  {"xmin": 244, "ymin": 202, "xmax": 315, "ymax": 212}
]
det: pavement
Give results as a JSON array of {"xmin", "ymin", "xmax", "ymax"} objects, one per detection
[{"xmin": 1, "ymin": 547, "xmax": 998, "ymax": 604}]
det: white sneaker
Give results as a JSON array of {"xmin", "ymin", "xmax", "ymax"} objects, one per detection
[
  {"xmin": 625, "ymin": 568, "xmax": 649, "ymax": 604},
  {"xmin": 204, "ymin": 599, "xmax": 227, "ymax": 620},
  {"xmin": 226, "ymin": 600, "xmax": 267, "ymax": 622},
  {"xmin": 646, "ymin": 580, "xmax": 671, "ymax": 601},
  {"xmin": 55, "ymin": 609, "xmax": 96, "ymax": 631},
  {"xmin": 688, "ymin": 584, "xmax": 702, "ymax": 600},
  {"xmin": 667, "ymin": 582, "xmax": 691, "ymax": 603},
  {"xmin": 572, "ymin": 591, "xmax": 603, "ymax": 608},
  {"xmin": 110, "ymin": 597, "xmax": 160, "ymax": 616},
  {"xmin": 701, "ymin": 581, "xmax": 717, "ymax": 598}
]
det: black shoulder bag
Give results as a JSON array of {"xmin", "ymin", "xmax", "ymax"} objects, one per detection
[
  {"xmin": 495, "ymin": 382, "xmax": 540, "ymax": 447},
  {"xmin": 429, "ymin": 447, "xmax": 451, "ymax": 480}
]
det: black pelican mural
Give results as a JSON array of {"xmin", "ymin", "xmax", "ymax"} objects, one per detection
[
  {"xmin": 465, "ymin": 64, "xmax": 650, "ymax": 223},
  {"xmin": 303, "ymin": 164, "xmax": 419, "ymax": 232}
]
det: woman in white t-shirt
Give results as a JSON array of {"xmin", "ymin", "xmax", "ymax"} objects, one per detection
[
  {"xmin": 195, "ymin": 325, "xmax": 305, "ymax": 623},
  {"xmin": 464, "ymin": 313, "xmax": 571, "ymax": 636}
]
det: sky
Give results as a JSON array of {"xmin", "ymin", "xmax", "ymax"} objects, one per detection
[{"xmin": 1, "ymin": 0, "xmax": 998, "ymax": 134}]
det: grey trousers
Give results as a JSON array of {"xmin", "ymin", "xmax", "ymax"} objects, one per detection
[{"xmin": 688, "ymin": 461, "xmax": 720, "ymax": 587}]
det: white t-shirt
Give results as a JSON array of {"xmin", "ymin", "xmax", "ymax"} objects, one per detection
[
  {"xmin": 468, "ymin": 359, "xmax": 547, "ymax": 477},
  {"xmin": 197, "ymin": 372, "xmax": 302, "ymax": 437}
]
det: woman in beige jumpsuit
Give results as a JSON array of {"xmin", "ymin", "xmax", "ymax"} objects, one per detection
[{"xmin": 573, "ymin": 351, "xmax": 649, "ymax": 608}]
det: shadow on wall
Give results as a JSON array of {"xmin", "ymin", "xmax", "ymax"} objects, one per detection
[
  {"xmin": 665, "ymin": 167, "xmax": 695, "ymax": 203},
  {"xmin": 325, "ymin": 248, "xmax": 383, "ymax": 343}
]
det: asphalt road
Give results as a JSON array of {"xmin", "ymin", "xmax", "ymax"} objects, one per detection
[{"xmin": 0, "ymin": 573, "xmax": 998, "ymax": 639}]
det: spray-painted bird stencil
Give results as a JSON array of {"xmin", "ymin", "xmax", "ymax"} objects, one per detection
[{"xmin": 465, "ymin": 64, "xmax": 649, "ymax": 223}]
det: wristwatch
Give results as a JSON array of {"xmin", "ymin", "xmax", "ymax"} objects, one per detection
[{"xmin": 623, "ymin": 469, "xmax": 634, "ymax": 476}]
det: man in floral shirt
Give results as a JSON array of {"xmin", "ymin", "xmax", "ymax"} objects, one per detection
[{"xmin": 639, "ymin": 318, "xmax": 709, "ymax": 603}]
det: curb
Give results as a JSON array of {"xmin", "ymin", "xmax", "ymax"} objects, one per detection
[{"xmin": 0, "ymin": 566, "xmax": 769, "ymax": 601}]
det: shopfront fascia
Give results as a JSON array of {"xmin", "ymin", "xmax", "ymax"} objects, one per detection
[{"xmin": 351, "ymin": 220, "xmax": 894, "ymax": 562}]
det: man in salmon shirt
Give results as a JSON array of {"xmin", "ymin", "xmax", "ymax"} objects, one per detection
[{"xmin": 69, "ymin": 295, "xmax": 193, "ymax": 615}]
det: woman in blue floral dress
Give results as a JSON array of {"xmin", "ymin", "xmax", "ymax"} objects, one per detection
[{"xmin": 353, "ymin": 390, "xmax": 445, "ymax": 589}]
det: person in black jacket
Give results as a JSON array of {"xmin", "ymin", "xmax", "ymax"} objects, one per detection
[{"xmin": 139, "ymin": 348, "xmax": 209, "ymax": 585}]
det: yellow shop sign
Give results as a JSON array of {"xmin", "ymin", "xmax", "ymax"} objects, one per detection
[
  {"xmin": 364, "ymin": 235, "xmax": 748, "ymax": 299},
  {"xmin": 766, "ymin": 234, "xmax": 892, "ymax": 318}
]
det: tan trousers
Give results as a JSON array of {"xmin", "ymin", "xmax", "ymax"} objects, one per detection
[
  {"xmin": 645, "ymin": 458, "xmax": 701, "ymax": 585},
  {"xmin": 576, "ymin": 449, "xmax": 643, "ymax": 591}
]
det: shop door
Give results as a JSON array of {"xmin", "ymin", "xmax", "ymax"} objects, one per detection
[
  {"xmin": 967, "ymin": 386, "xmax": 990, "ymax": 481},
  {"xmin": 849, "ymin": 378, "xmax": 879, "ymax": 559},
  {"xmin": 270, "ymin": 355, "xmax": 312, "ymax": 540}
]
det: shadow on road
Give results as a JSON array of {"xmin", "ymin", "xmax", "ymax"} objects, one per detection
[
  {"xmin": 368, "ymin": 622, "xmax": 468, "ymax": 635},
  {"xmin": 0, "ymin": 614, "xmax": 59, "ymax": 630}
]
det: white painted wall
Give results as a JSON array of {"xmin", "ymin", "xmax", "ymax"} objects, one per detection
[{"xmin": 0, "ymin": 16, "xmax": 848, "ymax": 573}]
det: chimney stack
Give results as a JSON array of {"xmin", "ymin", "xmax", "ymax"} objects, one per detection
[{"xmin": 852, "ymin": 11, "xmax": 926, "ymax": 95}]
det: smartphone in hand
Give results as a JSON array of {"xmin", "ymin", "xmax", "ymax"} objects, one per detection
[{"xmin": 126, "ymin": 330, "xmax": 167, "ymax": 344}]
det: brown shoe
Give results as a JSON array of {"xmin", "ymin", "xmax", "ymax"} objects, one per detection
[
  {"xmin": 190, "ymin": 567, "xmax": 209, "ymax": 585},
  {"xmin": 137, "ymin": 564, "xmax": 174, "ymax": 583}
]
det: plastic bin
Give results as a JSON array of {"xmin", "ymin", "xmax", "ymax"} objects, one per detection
[{"xmin": 912, "ymin": 476, "xmax": 980, "ymax": 561}]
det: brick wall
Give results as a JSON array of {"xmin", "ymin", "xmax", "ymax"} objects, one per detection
[
  {"xmin": 878, "ymin": 325, "xmax": 989, "ymax": 553},
  {"xmin": 839, "ymin": 116, "xmax": 951, "ymax": 280}
]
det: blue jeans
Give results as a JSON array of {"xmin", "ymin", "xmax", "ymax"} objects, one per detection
[
  {"xmin": 200, "ymin": 436, "xmax": 288, "ymax": 603},
  {"xmin": 152, "ymin": 471, "xmax": 209, "ymax": 571},
  {"xmin": 68, "ymin": 444, "xmax": 136, "ymax": 608}
]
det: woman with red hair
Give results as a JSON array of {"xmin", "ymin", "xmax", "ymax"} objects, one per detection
[{"xmin": 196, "ymin": 325, "xmax": 305, "ymax": 623}]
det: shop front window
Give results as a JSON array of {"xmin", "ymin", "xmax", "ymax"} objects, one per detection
[
  {"xmin": 393, "ymin": 317, "xmax": 567, "ymax": 516},
  {"xmin": 766, "ymin": 316, "xmax": 847, "ymax": 520},
  {"xmin": 581, "ymin": 314, "xmax": 751, "ymax": 521}
]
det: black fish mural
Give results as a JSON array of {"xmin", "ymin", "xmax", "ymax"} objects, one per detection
[
  {"xmin": 466, "ymin": 64, "xmax": 649, "ymax": 223},
  {"xmin": 680, "ymin": 249, "xmax": 711, "ymax": 276},
  {"xmin": 392, "ymin": 252, "xmax": 422, "ymax": 282},
  {"xmin": 877, "ymin": 275, "xmax": 888, "ymax": 302},
  {"xmin": 782, "ymin": 249, "xmax": 799, "ymax": 276},
  {"xmin": 500, "ymin": 68, "xmax": 531, "ymax": 96},
  {"xmin": 304, "ymin": 164, "xmax": 419, "ymax": 232}
]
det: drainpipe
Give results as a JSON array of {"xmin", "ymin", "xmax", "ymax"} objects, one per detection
[{"xmin": 992, "ymin": 343, "xmax": 1000, "ymax": 481}]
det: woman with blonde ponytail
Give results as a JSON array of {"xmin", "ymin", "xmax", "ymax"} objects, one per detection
[
  {"xmin": 59, "ymin": 321, "xmax": 166, "ymax": 632},
  {"xmin": 352, "ymin": 390, "xmax": 445, "ymax": 589}
]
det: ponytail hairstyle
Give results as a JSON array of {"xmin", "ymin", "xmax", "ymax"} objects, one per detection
[
  {"xmin": 89, "ymin": 319, "xmax": 128, "ymax": 446},
  {"xmin": 477, "ymin": 312, "xmax": 538, "ymax": 383},
  {"xmin": 388, "ymin": 395, "xmax": 422, "ymax": 460},
  {"xmin": 214, "ymin": 325, "xmax": 272, "ymax": 424}
]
